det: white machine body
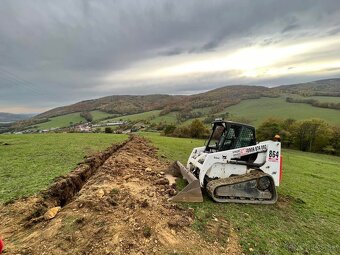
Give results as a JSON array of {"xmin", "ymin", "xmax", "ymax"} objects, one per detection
[{"xmin": 187, "ymin": 140, "xmax": 282, "ymax": 187}]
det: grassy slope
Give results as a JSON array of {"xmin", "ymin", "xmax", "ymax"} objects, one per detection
[
  {"xmin": 298, "ymin": 96, "xmax": 340, "ymax": 103},
  {"xmin": 28, "ymin": 95, "xmax": 340, "ymax": 130},
  {"xmin": 150, "ymin": 111, "xmax": 178, "ymax": 124},
  {"xmin": 0, "ymin": 133, "xmax": 127, "ymax": 202},
  {"xmin": 35, "ymin": 113, "xmax": 86, "ymax": 130},
  {"xmin": 225, "ymin": 97, "xmax": 340, "ymax": 126},
  {"xmin": 90, "ymin": 110, "xmax": 115, "ymax": 121},
  {"xmin": 106, "ymin": 95, "xmax": 340, "ymax": 127},
  {"xmin": 103, "ymin": 110, "xmax": 161, "ymax": 122},
  {"xmin": 101, "ymin": 110, "xmax": 178, "ymax": 124},
  {"xmin": 142, "ymin": 132, "xmax": 340, "ymax": 255}
]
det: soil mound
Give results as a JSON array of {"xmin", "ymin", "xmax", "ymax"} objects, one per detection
[{"xmin": 0, "ymin": 136, "xmax": 241, "ymax": 255}]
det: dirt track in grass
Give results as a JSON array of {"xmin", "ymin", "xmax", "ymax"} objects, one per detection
[{"xmin": 0, "ymin": 136, "xmax": 242, "ymax": 255}]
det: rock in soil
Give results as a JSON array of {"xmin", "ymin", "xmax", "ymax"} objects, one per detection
[
  {"xmin": 154, "ymin": 178, "xmax": 169, "ymax": 185},
  {"xmin": 43, "ymin": 206, "xmax": 61, "ymax": 220}
]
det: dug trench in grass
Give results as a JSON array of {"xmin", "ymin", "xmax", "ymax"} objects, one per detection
[
  {"xmin": 0, "ymin": 136, "xmax": 242, "ymax": 255},
  {"xmin": 23, "ymin": 137, "xmax": 132, "ymax": 225}
]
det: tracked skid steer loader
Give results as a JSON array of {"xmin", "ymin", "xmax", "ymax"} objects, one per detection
[{"xmin": 170, "ymin": 120, "xmax": 282, "ymax": 204}]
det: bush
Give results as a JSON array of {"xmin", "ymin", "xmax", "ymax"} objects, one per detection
[
  {"xmin": 189, "ymin": 119, "xmax": 210, "ymax": 138},
  {"xmin": 172, "ymin": 126, "xmax": 191, "ymax": 138},
  {"xmin": 104, "ymin": 127, "xmax": 113, "ymax": 133},
  {"xmin": 331, "ymin": 125, "xmax": 340, "ymax": 155},
  {"xmin": 256, "ymin": 118, "xmax": 284, "ymax": 141},
  {"xmin": 163, "ymin": 125, "xmax": 176, "ymax": 136},
  {"xmin": 80, "ymin": 111, "xmax": 93, "ymax": 122},
  {"xmin": 166, "ymin": 119, "xmax": 209, "ymax": 139},
  {"xmin": 291, "ymin": 119, "xmax": 332, "ymax": 152},
  {"xmin": 322, "ymin": 145, "xmax": 336, "ymax": 155}
]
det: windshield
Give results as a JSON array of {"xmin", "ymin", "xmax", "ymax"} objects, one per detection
[
  {"xmin": 206, "ymin": 123, "xmax": 255, "ymax": 152},
  {"xmin": 206, "ymin": 124, "xmax": 225, "ymax": 150}
]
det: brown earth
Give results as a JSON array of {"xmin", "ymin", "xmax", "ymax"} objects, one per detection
[{"xmin": 0, "ymin": 136, "xmax": 242, "ymax": 255}]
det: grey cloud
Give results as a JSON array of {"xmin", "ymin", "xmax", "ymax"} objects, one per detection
[
  {"xmin": 159, "ymin": 48, "xmax": 185, "ymax": 56},
  {"xmin": 328, "ymin": 26, "xmax": 340, "ymax": 35},
  {"xmin": 259, "ymin": 37, "xmax": 284, "ymax": 46},
  {"xmin": 96, "ymin": 70, "xmax": 245, "ymax": 96},
  {"xmin": 324, "ymin": 67, "xmax": 340, "ymax": 72},
  {"xmin": 1, "ymin": 0, "xmax": 340, "ymax": 112},
  {"xmin": 282, "ymin": 24, "xmax": 300, "ymax": 33}
]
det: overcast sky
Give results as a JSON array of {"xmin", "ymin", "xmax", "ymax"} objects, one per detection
[{"xmin": 1, "ymin": 0, "xmax": 340, "ymax": 113}]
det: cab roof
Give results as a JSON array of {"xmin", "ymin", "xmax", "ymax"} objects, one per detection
[{"xmin": 212, "ymin": 119, "xmax": 255, "ymax": 130}]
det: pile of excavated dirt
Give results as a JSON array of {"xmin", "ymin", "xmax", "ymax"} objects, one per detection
[{"xmin": 0, "ymin": 136, "xmax": 242, "ymax": 255}]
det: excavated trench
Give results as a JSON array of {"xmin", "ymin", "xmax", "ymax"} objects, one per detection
[
  {"xmin": 0, "ymin": 135, "xmax": 242, "ymax": 255},
  {"xmin": 42, "ymin": 136, "xmax": 132, "ymax": 207}
]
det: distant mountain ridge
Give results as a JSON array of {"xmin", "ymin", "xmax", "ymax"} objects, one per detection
[
  {"xmin": 8, "ymin": 78, "xmax": 340, "ymax": 131},
  {"xmin": 0, "ymin": 112, "xmax": 35, "ymax": 122},
  {"xmin": 274, "ymin": 78, "xmax": 340, "ymax": 96},
  {"xmin": 35, "ymin": 78, "xmax": 340, "ymax": 120},
  {"xmin": 35, "ymin": 85, "xmax": 273, "ymax": 119},
  {"xmin": 35, "ymin": 94, "xmax": 183, "ymax": 119}
]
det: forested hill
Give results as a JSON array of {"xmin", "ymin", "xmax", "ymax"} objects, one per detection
[
  {"xmin": 34, "ymin": 94, "xmax": 184, "ymax": 119},
  {"xmin": 34, "ymin": 85, "xmax": 274, "ymax": 120},
  {"xmin": 8, "ymin": 78, "xmax": 340, "ymax": 131},
  {"xmin": 274, "ymin": 78, "xmax": 340, "ymax": 96}
]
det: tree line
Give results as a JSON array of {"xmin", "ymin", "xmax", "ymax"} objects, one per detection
[
  {"xmin": 286, "ymin": 97, "xmax": 340, "ymax": 110},
  {"xmin": 257, "ymin": 118, "xmax": 340, "ymax": 155},
  {"xmin": 80, "ymin": 111, "xmax": 93, "ymax": 122},
  {"xmin": 162, "ymin": 117, "xmax": 340, "ymax": 156}
]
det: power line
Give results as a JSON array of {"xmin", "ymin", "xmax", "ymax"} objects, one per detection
[
  {"xmin": 0, "ymin": 75, "xmax": 42, "ymax": 95},
  {"xmin": 0, "ymin": 67, "xmax": 46, "ymax": 96}
]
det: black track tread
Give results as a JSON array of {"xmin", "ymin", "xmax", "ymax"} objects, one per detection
[{"xmin": 206, "ymin": 170, "xmax": 277, "ymax": 204}]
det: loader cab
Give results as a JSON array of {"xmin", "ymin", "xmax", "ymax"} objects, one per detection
[{"xmin": 205, "ymin": 120, "xmax": 256, "ymax": 152}]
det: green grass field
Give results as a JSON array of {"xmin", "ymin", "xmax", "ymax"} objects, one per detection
[
  {"xmin": 225, "ymin": 97, "xmax": 340, "ymax": 126},
  {"xmin": 150, "ymin": 111, "xmax": 178, "ymax": 124},
  {"xmin": 103, "ymin": 110, "xmax": 161, "ymax": 122},
  {"xmin": 292, "ymin": 95, "xmax": 340, "ymax": 103},
  {"xmin": 101, "ymin": 110, "xmax": 178, "ymax": 124},
  {"xmin": 142, "ymin": 132, "xmax": 340, "ymax": 255},
  {"xmin": 28, "ymin": 95, "xmax": 340, "ymax": 131},
  {"xmin": 34, "ymin": 113, "xmax": 86, "ymax": 130},
  {"xmin": 99, "ymin": 95, "xmax": 340, "ymax": 128},
  {"xmin": 90, "ymin": 110, "xmax": 116, "ymax": 121},
  {"xmin": 0, "ymin": 133, "xmax": 127, "ymax": 202},
  {"xmin": 1, "ymin": 132, "xmax": 339, "ymax": 254}
]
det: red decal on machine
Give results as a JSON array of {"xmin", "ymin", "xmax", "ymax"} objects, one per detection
[{"xmin": 240, "ymin": 148, "xmax": 247, "ymax": 156}]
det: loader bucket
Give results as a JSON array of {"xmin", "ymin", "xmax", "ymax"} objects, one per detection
[{"xmin": 168, "ymin": 161, "xmax": 203, "ymax": 202}]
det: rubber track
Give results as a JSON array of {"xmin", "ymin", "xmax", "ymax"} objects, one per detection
[{"xmin": 206, "ymin": 170, "xmax": 277, "ymax": 204}]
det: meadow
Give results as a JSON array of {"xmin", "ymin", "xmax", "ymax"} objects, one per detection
[
  {"xmin": 292, "ymin": 95, "xmax": 340, "ymax": 103},
  {"xmin": 90, "ymin": 110, "xmax": 116, "ymax": 121},
  {"xmin": 34, "ymin": 113, "xmax": 86, "ymax": 130},
  {"xmin": 142, "ymin": 132, "xmax": 340, "ymax": 255},
  {"xmin": 0, "ymin": 133, "xmax": 127, "ymax": 202},
  {"xmin": 101, "ymin": 110, "xmax": 179, "ymax": 125},
  {"xmin": 99, "ymin": 95, "xmax": 340, "ymax": 128},
  {"xmin": 1, "ymin": 131, "xmax": 339, "ymax": 254},
  {"xmin": 224, "ymin": 96, "xmax": 340, "ymax": 126},
  {"xmin": 27, "ymin": 95, "xmax": 340, "ymax": 131},
  {"xmin": 31, "ymin": 111, "xmax": 116, "ymax": 130}
]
